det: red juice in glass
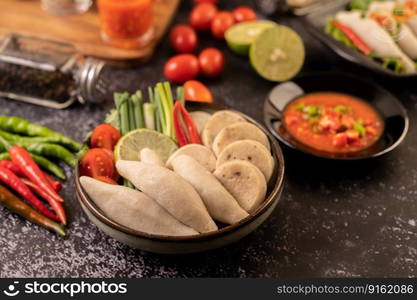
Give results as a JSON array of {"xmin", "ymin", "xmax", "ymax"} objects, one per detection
[{"xmin": 97, "ymin": 0, "xmax": 154, "ymax": 49}]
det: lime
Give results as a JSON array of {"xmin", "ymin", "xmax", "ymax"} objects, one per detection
[
  {"xmin": 225, "ymin": 20, "xmax": 278, "ymax": 56},
  {"xmin": 114, "ymin": 129, "xmax": 178, "ymax": 163},
  {"xmin": 249, "ymin": 25, "xmax": 305, "ymax": 82}
]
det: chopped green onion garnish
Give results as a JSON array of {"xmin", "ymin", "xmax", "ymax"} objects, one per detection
[
  {"xmin": 295, "ymin": 104, "xmax": 305, "ymax": 111},
  {"xmin": 333, "ymin": 105, "xmax": 350, "ymax": 114},
  {"xmin": 354, "ymin": 122, "xmax": 366, "ymax": 137},
  {"xmin": 304, "ymin": 106, "xmax": 318, "ymax": 115}
]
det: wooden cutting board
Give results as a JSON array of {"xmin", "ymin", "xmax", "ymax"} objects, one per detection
[{"xmin": 0, "ymin": 0, "xmax": 179, "ymax": 62}]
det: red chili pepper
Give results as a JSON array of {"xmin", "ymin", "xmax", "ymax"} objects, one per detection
[
  {"xmin": 173, "ymin": 103, "xmax": 189, "ymax": 147},
  {"xmin": 0, "ymin": 166, "xmax": 59, "ymax": 222},
  {"xmin": 20, "ymin": 178, "xmax": 66, "ymax": 224},
  {"xmin": 44, "ymin": 173, "xmax": 62, "ymax": 192},
  {"xmin": 173, "ymin": 101, "xmax": 202, "ymax": 147},
  {"xmin": 0, "ymin": 184, "xmax": 66, "ymax": 236},
  {"xmin": 9, "ymin": 146, "xmax": 64, "ymax": 204},
  {"xmin": 0, "ymin": 159, "xmax": 61, "ymax": 192},
  {"xmin": 332, "ymin": 21, "xmax": 372, "ymax": 55},
  {"xmin": 0, "ymin": 160, "xmax": 23, "ymax": 176}
]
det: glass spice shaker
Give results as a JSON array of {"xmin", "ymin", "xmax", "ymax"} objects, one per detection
[
  {"xmin": 255, "ymin": 0, "xmax": 287, "ymax": 15},
  {"xmin": 0, "ymin": 34, "xmax": 108, "ymax": 109}
]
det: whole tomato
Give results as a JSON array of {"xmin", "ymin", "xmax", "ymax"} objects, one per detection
[
  {"xmin": 184, "ymin": 80, "xmax": 213, "ymax": 103},
  {"xmin": 170, "ymin": 25, "xmax": 198, "ymax": 53},
  {"xmin": 90, "ymin": 124, "xmax": 121, "ymax": 151},
  {"xmin": 189, "ymin": 3, "xmax": 218, "ymax": 31},
  {"xmin": 211, "ymin": 11, "xmax": 235, "ymax": 39},
  {"xmin": 232, "ymin": 6, "xmax": 257, "ymax": 23},
  {"xmin": 198, "ymin": 48, "xmax": 224, "ymax": 77},
  {"xmin": 80, "ymin": 148, "xmax": 117, "ymax": 181},
  {"xmin": 164, "ymin": 54, "xmax": 199, "ymax": 83},
  {"xmin": 193, "ymin": 0, "xmax": 218, "ymax": 3}
]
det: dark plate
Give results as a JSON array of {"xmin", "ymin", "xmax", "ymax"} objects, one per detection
[
  {"xmin": 304, "ymin": 0, "xmax": 417, "ymax": 78},
  {"xmin": 263, "ymin": 72, "xmax": 409, "ymax": 160},
  {"xmin": 75, "ymin": 102, "xmax": 286, "ymax": 244}
]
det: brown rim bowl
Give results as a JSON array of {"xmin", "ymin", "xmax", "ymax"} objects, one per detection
[{"xmin": 74, "ymin": 102, "xmax": 285, "ymax": 254}]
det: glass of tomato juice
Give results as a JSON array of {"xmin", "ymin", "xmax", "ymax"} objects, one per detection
[{"xmin": 97, "ymin": 0, "xmax": 154, "ymax": 49}]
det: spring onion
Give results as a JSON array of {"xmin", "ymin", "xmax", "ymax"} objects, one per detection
[
  {"xmin": 163, "ymin": 82, "xmax": 175, "ymax": 138},
  {"xmin": 177, "ymin": 86, "xmax": 185, "ymax": 106},
  {"xmin": 128, "ymin": 96, "xmax": 136, "ymax": 131},
  {"xmin": 144, "ymin": 103, "xmax": 155, "ymax": 130},
  {"xmin": 156, "ymin": 83, "xmax": 173, "ymax": 138},
  {"xmin": 114, "ymin": 92, "xmax": 130, "ymax": 135},
  {"xmin": 155, "ymin": 108, "xmax": 162, "ymax": 133},
  {"xmin": 132, "ymin": 91, "xmax": 145, "ymax": 129},
  {"xmin": 154, "ymin": 87, "xmax": 166, "ymax": 135}
]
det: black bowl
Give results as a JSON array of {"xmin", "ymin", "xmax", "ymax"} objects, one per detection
[
  {"xmin": 303, "ymin": 0, "xmax": 417, "ymax": 78},
  {"xmin": 75, "ymin": 102, "xmax": 286, "ymax": 254},
  {"xmin": 263, "ymin": 72, "xmax": 409, "ymax": 160}
]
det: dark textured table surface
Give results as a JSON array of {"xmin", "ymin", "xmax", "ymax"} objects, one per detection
[{"xmin": 1, "ymin": 0, "xmax": 417, "ymax": 278}]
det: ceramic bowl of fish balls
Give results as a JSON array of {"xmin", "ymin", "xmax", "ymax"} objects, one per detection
[{"xmin": 74, "ymin": 103, "xmax": 285, "ymax": 254}]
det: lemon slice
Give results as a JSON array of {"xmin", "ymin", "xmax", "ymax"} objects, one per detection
[
  {"xmin": 225, "ymin": 20, "xmax": 277, "ymax": 56},
  {"xmin": 114, "ymin": 129, "xmax": 178, "ymax": 163},
  {"xmin": 249, "ymin": 25, "xmax": 305, "ymax": 82}
]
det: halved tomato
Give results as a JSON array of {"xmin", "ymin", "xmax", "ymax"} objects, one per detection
[
  {"xmin": 80, "ymin": 148, "xmax": 117, "ymax": 181},
  {"xmin": 90, "ymin": 124, "xmax": 121, "ymax": 151},
  {"xmin": 184, "ymin": 80, "xmax": 213, "ymax": 103}
]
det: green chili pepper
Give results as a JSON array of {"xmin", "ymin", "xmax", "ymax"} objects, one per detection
[
  {"xmin": 0, "ymin": 136, "xmax": 75, "ymax": 167},
  {"xmin": 0, "ymin": 184, "xmax": 66, "ymax": 236},
  {"xmin": 21, "ymin": 143, "xmax": 76, "ymax": 167},
  {"xmin": 0, "ymin": 116, "xmax": 81, "ymax": 151},
  {"xmin": 0, "ymin": 152, "xmax": 66, "ymax": 180},
  {"xmin": 0, "ymin": 130, "xmax": 75, "ymax": 150}
]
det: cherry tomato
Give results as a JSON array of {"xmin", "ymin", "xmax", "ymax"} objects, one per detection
[
  {"xmin": 90, "ymin": 124, "xmax": 121, "ymax": 151},
  {"xmin": 80, "ymin": 148, "xmax": 116, "ymax": 180},
  {"xmin": 184, "ymin": 80, "xmax": 213, "ymax": 103},
  {"xmin": 164, "ymin": 54, "xmax": 199, "ymax": 83},
  {"xmin": 170, "ymin": 25, "xmax": 198, "ymax": 53},
  {"xmin": 198, "ymin": 48, "xmax": 224, "ymax": 77},
  {"xmin": 232, "ymin": 6, "xmax": 257, "ymax": 23},
  {"xmin": 211, "ymin": 11, "xmax": 235, "ymax": 39},
  {"xmin": 94, "ymin": 176, "xmax": 117, "ymax": 185},
  {"xmin": 189, "ymin": 3, "xmax": 218, "ymax": 31},
  {"xmin": 193, "ymin": 0, "xmax": 218, "ymax": 3}
]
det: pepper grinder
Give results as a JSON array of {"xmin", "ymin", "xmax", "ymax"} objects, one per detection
[{"xmin": 0, "ymin": 34, "xmax": 108, "ymax": 109}]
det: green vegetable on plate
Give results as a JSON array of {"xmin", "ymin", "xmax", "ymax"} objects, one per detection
[
  {"xmin": 325, "ymin": 17, "xmax": 356, "ymax": 50},
  {"xmin": 131, "ymin": 91, "xmax": 145, "ymax": 129},
  {"xmin": 144, "ymin": 103, "xmax": 155, "ymax": 130}
]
